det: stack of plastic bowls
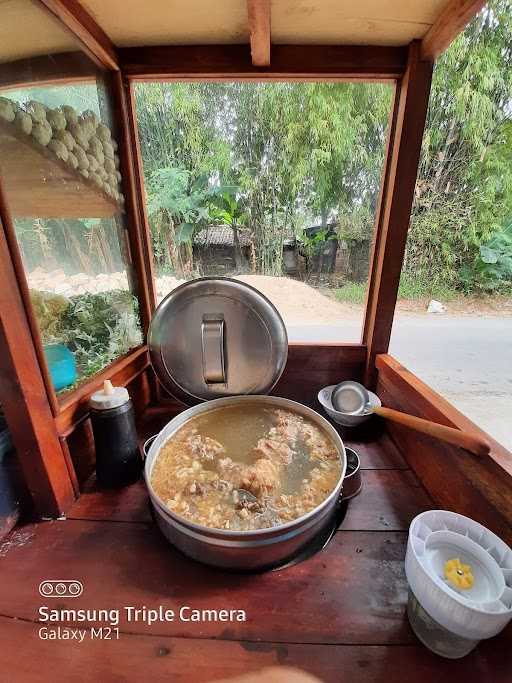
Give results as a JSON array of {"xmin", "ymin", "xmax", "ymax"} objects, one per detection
[{"xmin": 406, "ymin": 510, "xmax": 512, "ymax": 658}]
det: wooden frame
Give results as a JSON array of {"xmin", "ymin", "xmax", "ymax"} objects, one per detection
[
  {"xmin": 0, "ymin": 214, "xmax": 76, "ymax": 516},
  {"xmin": 110, "ymin": 70, "xmax": 157, "ymax": 333},
  {"xmin": 0, "ymin": 1, "xmax": 154, "ymax": 514},
  {"xmin": 0, "ymin": 182, "xmax": 60, "ymax": 416},
  {"xmin": 55, "ymin": 346, "xmax": 150, "ymax": 436},
  {"xmin": 37, "ymin": 0, "xmax": 119, "ymax": 70},
  {"xmin": 119, "ymin": 44, "xmax": 407, "ymax": 81},
  {"xmin": 362, "ymin": 43, "xmax": 433, "ymax": 385},
  {"xmin": 376, "ymin": 354, "xmax": 512, "ymax": 544},
  {"xmin": 0, "ymin": 0, "xmax": 493, "ymax": 518},
  {"xmin": 0, "ymin": 51, "xmax": 98, "ymax": 90},
  {"xmin": 421, "ymin": 0, "xmax": 488, "ymax": 61}
]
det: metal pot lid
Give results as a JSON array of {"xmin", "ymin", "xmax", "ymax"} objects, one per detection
[{"xmin": 148, "ymin": 277, "xmax": 288, "ymax": 404}]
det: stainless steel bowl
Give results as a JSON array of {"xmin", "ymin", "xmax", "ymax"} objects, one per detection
[{"xmin": 145, "ymin": 395, "xmax": 347, "ymax": 570}]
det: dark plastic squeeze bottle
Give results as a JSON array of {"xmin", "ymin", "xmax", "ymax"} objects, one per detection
[{"xmin": 89, "ymin": 380, "xmax": 142, "ymax": 488}]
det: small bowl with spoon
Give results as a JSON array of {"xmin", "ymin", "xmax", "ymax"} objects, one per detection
[{"xmin": 326, "ymin": 380, "xmax": 490, "ymax": 457}]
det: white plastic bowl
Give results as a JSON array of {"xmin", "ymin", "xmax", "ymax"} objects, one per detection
[{"xmin": 406, "ymin": 510, "xmax": 512, "ymax": 657}]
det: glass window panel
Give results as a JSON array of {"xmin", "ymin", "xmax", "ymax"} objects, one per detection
[
  {"xmin": 0, "ymin": 2, "xmax": 142, "ymax": 394},
  {"xmin": 134, "ymin": 81, "xmax": 393, "ymax": 342}
]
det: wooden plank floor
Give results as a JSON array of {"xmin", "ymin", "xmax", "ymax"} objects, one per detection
[{"xmin": 0, "ymin": 409, "xmax": 510, "ymax": 682}]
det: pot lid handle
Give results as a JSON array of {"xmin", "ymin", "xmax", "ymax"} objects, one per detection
[{"xmin": 201, "ymin": 314, "xmax": 226, "ymax": 385}]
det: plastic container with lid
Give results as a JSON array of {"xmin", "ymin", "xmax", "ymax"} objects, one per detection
[
  {"xmin": 89, "ymin": 380, "xmax": 141, "ymax": 488},
  {"xmin": 405, "ymin": 510, "xmax": 512, "ymax": 658}
]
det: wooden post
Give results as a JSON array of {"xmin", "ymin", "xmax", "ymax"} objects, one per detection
[
  {"xmin": 109, "ymin": 73, "xmax": 157, "ymax": 333},
  {"xmin": 109, "ymin": 71, "xmax": 156, "ymax": 336},
  {"xmin": 362, "ymin": 42, "xmax": 433, "ymax": 386},
  {"xmin": 247, "ymin": 0, "xmax": 271, "ymax": 67},
  {"xmin": 0, "ymin": 189, "xmax": 60, "ymax": 417},
  {"xmin": 0, "ymin": 218, "xmax": 76, "ymax": 517}
]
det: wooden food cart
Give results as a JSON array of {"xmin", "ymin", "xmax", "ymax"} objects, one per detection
[{"xmin": 0, "ymin": 1, "xmax": 510, "ymax": 680}]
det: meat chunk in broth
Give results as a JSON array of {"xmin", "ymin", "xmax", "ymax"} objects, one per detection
[
  {"xmin": 240, "ymin": 457, "xmax": 281, "ymax": 497},
  {"xmin": 150, "ymin": 404, "xmax": 341, "ymax": 531}
]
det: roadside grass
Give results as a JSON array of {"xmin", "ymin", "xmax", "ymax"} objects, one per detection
[
  {"xmin": 335, "ymin": 274, "xmax": 459, "ymax": 304},
  {"xmin": 334, "ymin": 281, "xmax": 367, "ymax": 304}
]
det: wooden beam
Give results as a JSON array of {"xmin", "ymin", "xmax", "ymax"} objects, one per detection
[
  {"xmin": 0, "ymin": 51, "xmax": 97, "ymax": 90},
  {"xmin": 0, "ymin": 163, "xmax": 60, "ymax": 417},
  {"xmin": 421, "ymin": 0, "xmax": 486, "ymax": 61},
  {"xmin": 120, "ymin": 44, "xmax": 407, "ymax": 81},
  {"xmin": 55, "ymin": 345, "xmax": 150, "ymax": 436},
  {"xmin": 109, "ymin": 72, "xmax": 157, "ymax": 333},
  {"xmin": 273, "ymin": 343, "xmax": 367, "ymax": 406},
  {"xmin": 0, "ymin": 213, "xmax": 76, "ymax": 517},
  {"xmin": 36, "ymin": 0, "xmax": 118, "ymax": 71},
  {"xmin": 247, "ymin": 0, "xmax": 271, "ymax": 67},
  {"xmin": 362, "ymin": 42, "xmax": 433, "ymax": 386}
]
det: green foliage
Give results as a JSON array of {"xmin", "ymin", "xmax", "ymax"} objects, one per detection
[
  {"xmin": 147, "ymin": 167, "xmax": 211, "ymax": 224},
  {"xmin": 460, "ymin": 219, "xmax": 512, "ymax": 291},
  {"xmin": 406, "ymin": 0, "xmax": 512, "ymax": 291},
  {"xmin": 133, "ymin": 1, "xmax": 512, "ymax": 293},
  {"xmin": 30, "ymin": 289, "xmax": 142, "ymax": 382},
  {"xmin": 299, "ymin": 228, "xmax": 336, "ymax": 260},
  {"xmin": 61, "ymin": 290, "xmax": 142, "ymax": 376},
  {"xmin": 397, "ymin": 273, "xmax": 458, "ymax": 301},
  {"xmin": 335, "ymin": 282, "xmax": 367, "ymax": 304},
  {"xmin": 145, "ymin": 165, "xmax": 217, "ymax": 271},
  {"xmin": 335, "ymin": 274, "xmax": 459, "ymax": 304},
  {"xmin": 30, "ymin": 290, "xmax": 70, "ymax": 339},
  {"xmin": 135, "ymin": 81, "xmax": 392, "ymax": 277},
  {"xmin": 209, "ymin": 188, "xmax": 248, "ymax": 229}
]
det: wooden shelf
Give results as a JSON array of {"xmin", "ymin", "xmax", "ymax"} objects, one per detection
[{"xmin": 0, "ymin": 119, "xmax": 121, "ymax": 219}]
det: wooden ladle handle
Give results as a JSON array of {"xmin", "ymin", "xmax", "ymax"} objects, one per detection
[{"xmin": 373, "ymin": 406, "xmax": 490, "ymax": 457}]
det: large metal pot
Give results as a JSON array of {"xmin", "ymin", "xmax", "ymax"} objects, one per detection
[{"xmin": 145, "ymin": 395, "xmax": 346, "ymax": 570}]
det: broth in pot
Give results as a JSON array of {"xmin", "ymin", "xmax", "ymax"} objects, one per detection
[{"xmin": 151, "ymin": 403, "xmax": 341, "ymax": 531}]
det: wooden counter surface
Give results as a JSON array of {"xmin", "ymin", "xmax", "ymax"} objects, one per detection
[{"xmin": 0, "ymin": 411, "xmax": 510, "ymax": 682}]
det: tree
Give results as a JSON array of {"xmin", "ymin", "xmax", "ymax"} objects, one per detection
[
  {"xmin": 146, "ymin": 166, "xmax": 214, "ymax": 276},
  {"xmin": 407, "ymin": 0, "xmax": 512, "ymax": 289},
  {"xmin": 133, "ymin": 2, "xmax": 512, "ymax": 294},
  {"xmin": 209, "ymin": 188, "xmax": 249, "ymax": 271}
]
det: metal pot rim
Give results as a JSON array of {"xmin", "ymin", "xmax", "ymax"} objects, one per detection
[{"xmin": 145, "ymin": 395, "xmax": 346, "ymax": 539}]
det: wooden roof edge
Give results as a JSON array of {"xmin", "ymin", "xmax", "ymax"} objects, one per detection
[
  {"xmin": 420, "ymin": 0, "xmax": 487, "ymax": 62},
  {"xmin": 29, "ymin": 0, "xmax": 486, "ymax": 76},
  {"xmin": 247, "ymin": 0, "xmax": 271, "ymax": 67},
  {"xmin": 36, "ymin": 0, "xmax": 119, "ymax": 71},
  {"xmin": 119, "ymin": 44, "xmax": 408, "ymax": 80}
]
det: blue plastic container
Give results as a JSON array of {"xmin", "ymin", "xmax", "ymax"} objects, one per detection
[{"xmin": 44, "ymin": 344, "xmax": 77, "ymax": 391}]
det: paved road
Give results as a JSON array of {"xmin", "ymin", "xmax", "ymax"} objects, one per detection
[{"xmin": 287, "ymin": 315, "xmax": 512, "ymax": 451}]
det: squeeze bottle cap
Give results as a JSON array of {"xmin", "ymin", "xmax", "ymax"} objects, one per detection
[{"xmin": 89, "ymin": 380, "xmax": 130, "ymax": 410}]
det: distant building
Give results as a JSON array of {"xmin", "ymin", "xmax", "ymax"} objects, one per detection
[{"xmin": 193, "ymin": 225, "xmax": 252, "ymax": 275}]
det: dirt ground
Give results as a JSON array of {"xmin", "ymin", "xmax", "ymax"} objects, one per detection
[
  {"xmin": 237, "ymin": 276, "xmax": 512, "ymax": 321},
  {"xmin": 29, "ymin": 268, "xmax": 511, "ymax": 322},
  {"xmin": 235, "ymin": 275, "xmax": 360, "ymax": 324}
]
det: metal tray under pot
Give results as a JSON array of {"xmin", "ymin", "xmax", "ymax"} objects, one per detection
[{"xmin": 146, "ymin": 278, "xmax": 347, "ymax": 570}]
